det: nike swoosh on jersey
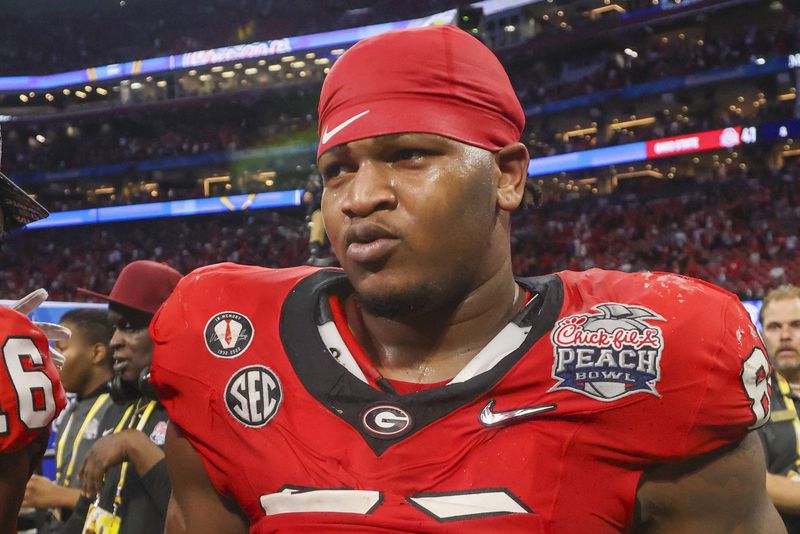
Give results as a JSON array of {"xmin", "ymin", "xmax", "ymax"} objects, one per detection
[
  {"xmin": 320, "ymin": 110, "xmax": 370, "ymax": 145},
  {"xmin": 479, "ymin": 399, "xmax": 556, "ymax": 427}
]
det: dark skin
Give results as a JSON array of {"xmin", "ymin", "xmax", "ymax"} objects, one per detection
[
  {"xmin": 55, "ymin": 320, "xmax": 112, "ymax": 399},
  {"xmin": 0, "ymin": 432, "xmax": 47, "ymax": 534},
  {"xmin": 164, "ymin": 134, "xmax": 785, "ymax": 533},
  {"xmin": 22, "ymin": 322, "xmax": 113, "ymax": 510},
  {"xmin": 77, "ymin": 310, "xmax": 164, "ymax": 499}
]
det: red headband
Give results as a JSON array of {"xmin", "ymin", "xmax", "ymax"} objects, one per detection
[{"xmin": 317, "ymin": 25, "xmax": 525, "ymax": 159}]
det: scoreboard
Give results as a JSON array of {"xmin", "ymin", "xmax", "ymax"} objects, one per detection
[{"xmin": 740, "ymin": 118, "xmax": 800, "ymax": 146}]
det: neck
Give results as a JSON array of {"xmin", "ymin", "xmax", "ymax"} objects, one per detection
[
  {"xmin": 345, "ymin": 256, "xmax": 522, "ymax": 384},
  {"xmin": 78, "ymin": 371, "xmax": 112, "ymax": 400}
]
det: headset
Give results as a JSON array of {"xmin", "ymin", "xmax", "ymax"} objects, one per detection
[{"xmin": 108, "ymin": 365, "xmax": 159, "ymax": 404}]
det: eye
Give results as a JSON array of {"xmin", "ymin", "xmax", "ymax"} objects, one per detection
[
  {"xmin": 117, "ymin": 321, "xmax": 138, "ymax": 332},
  {"xmin": 321, "ymin": 163, "xmax": 342, "ymax": 182},
  {"xmin": 389, "ymin": 148, "xmax": 431, "ymax": 163}
]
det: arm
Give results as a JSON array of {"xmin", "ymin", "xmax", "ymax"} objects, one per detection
[
  {"xmin": 22, "ymin": 474, "xmax": 81, "ymax": 509},
  {"xmin": 138, "ymin": 459, "xmax": 171, "ymax": 516},
  {"xmin": 78, "ymin": 428, "xmax": 164, "ymax": 498},
  {"xmin": 0, "ymin": 447, "xmax": 34, "ymax": 534},
  {"xmin": 0, "ymin": 429, "xmax": 49, "ymax": 533},
  {"xmin": 164, "ymin": 423, "xmax": 248, "ymax": 534},
  {"xmin": 766, "ymin": 472, "xmax": 800, "ymax": 515},
  {"xmin": 635, "ymin": 432, "xmax": 786, "ymax": 533}
]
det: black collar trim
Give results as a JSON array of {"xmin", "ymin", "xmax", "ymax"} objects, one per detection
[{"xmin": 279, "ymin": 270, "xmax": 564, "ymax": 455}]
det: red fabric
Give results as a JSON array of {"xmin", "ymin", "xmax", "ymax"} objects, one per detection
[
  {"xmin": 151, "ymin": 264, "xmax": 765, "ymax": 532},
  {"xmin": 0, "ymin": 307, "xmax": 67, "ymax": 453},
  {"xmin": 328, "ymin": 294, "xmax": 383, "ymax": 387},
  {"xmin": 317, "ymin": 25, "xmax": 525, "ymax": 158}
]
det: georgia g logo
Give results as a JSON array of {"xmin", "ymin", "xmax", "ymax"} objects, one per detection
[
  {"xmin": 205, "ymin": 311, "xmax": 254, "ymax": 358},
  {"xmin": 361, "ymin": 404, "xmax": 413, "ymax": 439},
  {"xmin": 550, "ymin": 303, "xmax": 665, "ymax": 402},
  {"xmin": 225, "ymin": 365, "xmax": 282, "ymax": 428}
]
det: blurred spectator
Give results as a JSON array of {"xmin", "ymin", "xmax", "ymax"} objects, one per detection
[
  {"xmin": 757, "ymin": 285, "xmax": 800, "ymax": 532},
  {"xmin": 22, "ymin": 309, "xmax": 118, "ymax": 533}
]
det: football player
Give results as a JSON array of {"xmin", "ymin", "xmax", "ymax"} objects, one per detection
[
  {"xmin": 0, "ymin": 171, "xmax": 68, "ymax": 533},
  {"xmin": 152, "ymin": 26, "xmax": 784, "ymax": 533}
]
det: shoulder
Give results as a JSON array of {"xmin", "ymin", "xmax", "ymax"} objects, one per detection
[
  {"xmin": 557, "ymin": 268, "xmax": 737, "ymax": 310},
  {"xmin": 171, "ymin": 262, "xmax": 324, "ymax": 299},
  {"xmin": 151, "ymin": 263, "xmax": 326, "ymax": 341},
  {"xmin": 555, "ymin": 268, "xmax": 750, "ymax": 344},
  {"xmin": 0, "ymin": 306, "xmax": 42, "ymax": 338},
  {"xmin": 551, "ymin": 269, "xmax": 768, "ymax": 457},
  {"xmin": 0, "ymin": 307, "xmax": 67, "ymax": 453}
]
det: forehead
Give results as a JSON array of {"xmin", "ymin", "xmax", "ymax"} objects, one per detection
[
  {"xmin": 763, "ymin": 298, "xmax": 800, "ymax": 323},
  {"xmin": 319, "ymin": 133, "xmax": 461, "ymax": 161}
]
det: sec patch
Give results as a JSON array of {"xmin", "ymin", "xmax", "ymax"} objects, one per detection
[
  {"xmin": 225, "ymin": 365, "xmax": 282, "ymax": 428},
  {"xmin": 204, "ymin": 311, "xmax": 254, "ymax": 358}
]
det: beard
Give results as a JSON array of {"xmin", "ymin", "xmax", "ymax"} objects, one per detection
[{"xmin": 357, "ymin": 282, "xmax": 436, "ymax": 320}]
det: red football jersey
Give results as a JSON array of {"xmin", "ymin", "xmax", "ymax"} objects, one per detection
[
  {"xmin": 0, "ymin": 307, "xmax": 67, "ymax": 453},
  {"xmin": 151, "ymin": 264, "xmax": 770, "ymax": 533}
]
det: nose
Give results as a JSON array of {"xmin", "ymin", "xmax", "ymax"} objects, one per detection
[
  {"xmin": 339, "ymin": 161, "xmax": 397, "ymax": 219},
  {"xmin": 109, "ymin": 329, "xmax": 125, "ymax": 353},
  {"xmin": 780, "ymin": 325, "xmax": 793, "ymax": 341}
]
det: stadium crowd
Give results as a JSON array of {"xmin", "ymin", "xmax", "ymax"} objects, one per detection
[
  {"xmin": 9, "ymin": 86, "xmax": 795, "ymax": 211},
  {"xmin": 514, "ymin": 13, "xmax": 800, "ymax": 109},
  {"xmin": 0, "ymin": 0, "xmax": 458, "ymax": 76},
  {"xmin": 3, "ymin": 160, "xmax": 797, "ymax": 302},
  {"xmin": 3, "ymin": 90, "xmax": 318, "ymax": 176}
]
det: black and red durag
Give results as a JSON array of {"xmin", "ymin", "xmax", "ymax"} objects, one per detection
[{"xmin": 316, "ymin": 24, "xmax": 525, "ymax": 159}]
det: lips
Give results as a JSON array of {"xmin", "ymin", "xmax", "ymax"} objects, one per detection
[
  {"xmin": 344, "ymin": 222, "xmax": 399, "ymax": 263},
  {"xmin": 113, "ymin": 358, "xmax": 129, "ymax": 374}
]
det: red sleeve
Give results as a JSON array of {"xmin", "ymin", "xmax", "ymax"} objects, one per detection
[
  {"xmin": 149, "ymin": 264, "xmax": 246, "ymax": 498},
  {"xmin": 0, "ymin": 307, "xmax": 67, "ymax": 453},
  {"xmin": 681, "ymin": 293, "xmax": 771, "ymax": 457}
]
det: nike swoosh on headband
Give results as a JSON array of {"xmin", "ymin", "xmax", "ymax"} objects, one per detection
[{"xmin": 321, "ymin": 110, "xmax": 370, "ymax": 145}]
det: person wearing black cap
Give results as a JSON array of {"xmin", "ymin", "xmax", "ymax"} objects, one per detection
[
  {"xmin": 152, "ymin": 25, "xmax": 782, "ymax": 534},
  {"xmin": 0, "ymin": 172, "xmax": 69, "ymax": 534},
  {"xmin": 57, "ymin": 260, "xmax": 181, "ymax": 534}
]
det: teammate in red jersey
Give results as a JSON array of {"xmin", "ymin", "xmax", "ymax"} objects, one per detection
[
  {"xmin": 0, "ymin": 172, "xmax": 68, "ymax": 533},
  {"xmin": 152, "ymin": 25, "xmax": 784, "ymax": 533}
]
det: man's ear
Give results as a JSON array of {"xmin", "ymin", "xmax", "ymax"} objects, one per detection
[
  {"xmin": 89, "ymin": 342, "xmax": 108, "ymax": 366},
  {"xmin": 495, "ymin": 142, "xmax": 530, "ymax": 211}
]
